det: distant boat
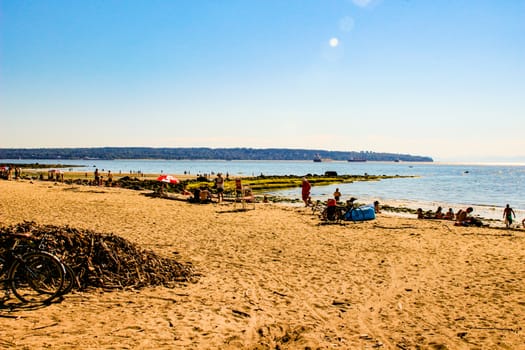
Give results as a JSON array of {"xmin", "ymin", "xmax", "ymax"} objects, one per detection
[
  {"xmin": 313, "ymin": 154, "xmax": 322, "ymax": 162},
  {"xmin": 347, "ymin": 158, "xmax": 366, "ymax": 162}
]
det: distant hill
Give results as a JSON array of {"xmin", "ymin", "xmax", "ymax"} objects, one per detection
[{"xmin": 0, "ymin": 147, "xmax": 433, "ymax": 162}]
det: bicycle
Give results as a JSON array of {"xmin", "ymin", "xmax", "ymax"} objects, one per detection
[
  {"xmin": 0, "ymin": 234, "xmax": 65, "ymax": 304},
  {"xmin": 315, "ymin": 202, "xmax": 343, "ymax": 223},
  {"xmin": 318, "ymin": 198, "xmax": 358, "ymax": 223},
  {"xmin": 311, "ymin": 200, "xmax": 326, "ymax": 216},
  {"xmin": 6, "ymin": 232, "xmax": 77, "ymax": 297},
  {"xmin": 32, "ymin": 234, "xmax": 77, "ymax": 296}
]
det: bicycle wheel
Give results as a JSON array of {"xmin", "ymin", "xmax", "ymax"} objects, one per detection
[
  {"xmin": 59, "ymin": 263, "xmax": 77, "ymax": 296},
  {"xmin": 24, "ymin": 253, "xmax": 65, "ymax": 296},
  {"xmin": 9, "ymin": 252, "xmax": 64, "ymax": 304}
]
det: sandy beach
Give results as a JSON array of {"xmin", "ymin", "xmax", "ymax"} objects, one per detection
[{"xmin": 0, "ymin": 179, "xmax": 524, "ymax": 349}]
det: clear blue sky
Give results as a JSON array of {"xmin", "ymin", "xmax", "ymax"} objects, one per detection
[{"xmin": 1, "ymin": 0, "xmax": 524, "ymax": 162}]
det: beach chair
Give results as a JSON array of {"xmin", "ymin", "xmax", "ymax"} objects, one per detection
[{"xmin": 233, "ymin": 185, "xmax": 256, "ymax": 210}]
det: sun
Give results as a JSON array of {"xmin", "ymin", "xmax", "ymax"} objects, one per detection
[{"xmin": 329, "ymin": 37, "xmax": 339, "ymax": 47}]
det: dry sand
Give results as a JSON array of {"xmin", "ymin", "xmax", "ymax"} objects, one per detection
[{"xmin": 0, "ymin": 179, "xmax": 524, "ymax": 349}]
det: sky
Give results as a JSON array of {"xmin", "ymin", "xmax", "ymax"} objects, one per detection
[{"xmin": 1, "ymin": 0, "xmax": 524, "ymax": 162}]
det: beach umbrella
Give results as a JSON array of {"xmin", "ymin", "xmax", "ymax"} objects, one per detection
[{"xmin": 156, "ymin": 174, "xmax": 180, "ymax": 184}]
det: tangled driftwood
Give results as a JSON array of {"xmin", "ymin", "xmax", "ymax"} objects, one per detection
[{"xmin": 0, "ymin": 221, "xmax": 196, "ymax": 291}]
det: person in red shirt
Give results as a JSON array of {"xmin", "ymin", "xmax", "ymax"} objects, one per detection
[{"xmin": 301, "ymin": 177, "xmax": 311, "ymax": 207}]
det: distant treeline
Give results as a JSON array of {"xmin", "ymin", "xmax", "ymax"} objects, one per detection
[{"xmin": 0, "ymin": 147, "xmax": 433, "ymax": 162}]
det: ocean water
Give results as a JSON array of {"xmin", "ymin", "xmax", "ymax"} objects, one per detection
[{"xmin": 3, "ymin": 159, "xmax": 524, "ymax": 221}]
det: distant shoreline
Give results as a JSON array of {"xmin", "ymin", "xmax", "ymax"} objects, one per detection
[
  {"xmin": 0, "ymin": 147, "xmax": 433, "ymax": 162},
  {"xmin": 3, "ymin": 159, "xmax": 525, "ymax": 168}
]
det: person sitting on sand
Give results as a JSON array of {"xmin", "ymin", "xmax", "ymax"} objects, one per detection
[
  {"xmin": 416, "ymin": 208, "xmax": 436, "ymax": 219},
  {"xmin": 189, "ymin": 188, "xmax": 201, "ymax": 203},
  {"xmin": 344, "ymin": 197, "xmax": 358, "ymax": 211},
  {"xmin": 374, "ymin": 201, "xmax": 381, "ymax": 214},
  {"xmin": 503, "ymin": 204, "xmax": 516, "ymax": 229},
  {"xmin": 444, "ymin": 208, "xmax": 455, "ymax": 220},
  {"xmin": 434, "ymin": 206, "xmax": 444, "ymax": 219},
  {"xmin": 455, "ymin": 207, "xmax": 472, "ymax": 225},
  {"xmin": 325, "ymin": 198, "xmax": 338, "ymax": 221},
  {"xmin": 455, "ymin": 207, "xmax": 483, "ymax": 227},
  {"xmin": 199, "ymin": 186, "xmax": 212, "ymax": 204}
]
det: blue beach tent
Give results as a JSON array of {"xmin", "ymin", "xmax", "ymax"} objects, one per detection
[{"xmin": 343, "ymin": 205, "xmax": 376, "ymax": 222}]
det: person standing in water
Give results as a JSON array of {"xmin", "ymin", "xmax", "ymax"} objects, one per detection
[{"xmin": 333, "ymin": 188, "xmax": 341, "ymax": 202}]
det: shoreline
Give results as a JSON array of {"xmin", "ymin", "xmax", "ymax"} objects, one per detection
[
  {"xmin": 3, "ymin": 161, "xmax": 525, "ymax": 216},
  {"xmin": 3, "ymin": 170, "xmax": 522, "ymax": 229}
]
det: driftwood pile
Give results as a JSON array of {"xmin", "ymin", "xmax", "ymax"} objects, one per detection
[{"xmin": 0, "ymin": 221, "xmax": 196, "ymax": 291}]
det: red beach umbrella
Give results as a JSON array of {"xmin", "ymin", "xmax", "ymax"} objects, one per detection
[{"xmin": 156, "ymin": 174, "xmax": 180, "ymax": 184}]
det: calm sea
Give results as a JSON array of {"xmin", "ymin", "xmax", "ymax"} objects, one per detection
[{"xmin": 3, "ymin": 159, "xmax": 524, "ymax": 221}]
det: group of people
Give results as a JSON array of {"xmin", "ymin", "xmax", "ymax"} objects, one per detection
[
  {"xmin": 187, "ymin": 173, "xmax": 253, "ymax": 205},
  {"xmin": 300, "ymin": 177, "xmax": 381, "ymax": 214},
  {"xmin": 417, "ymin": 207, "xmax": 455, "ymax": 220},
  {"xmin": 3, "ymin": 166, "xmax": 55, "ymax": 182},
  {"xmin": 417, "ymin": 204, "xmax": 523, "ymax": 229},
  {"xmin": 1, "ymin": 166, "xmax": 28, "ymax": 181},
  {"xmin": 189, "ymin": 186, "xmax": 213, "ymax": 204},
  {"xmin": 301, "ymin": 176, "xmax": 524, "ymax": 229},
  {"xmin": 417, "ymin": 206, "xmax": 483, "ymax": 226},
  {"xmin": 92, "ymin": 168, "xmax": 113, "ymax": 186},
  {"xmin": 187, "ymin": 173, "xmax": 224, "ymax": 204},
  {"xmin": 0, "ymin": 165, "xmax": 19, "ymax": 180}
]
